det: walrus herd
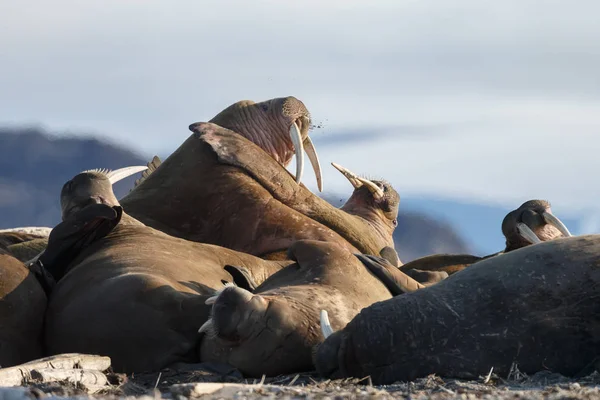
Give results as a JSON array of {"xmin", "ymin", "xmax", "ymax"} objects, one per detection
[{"xmin": 1, "ymin": 96, "xmax": 596, "ymax": 385}]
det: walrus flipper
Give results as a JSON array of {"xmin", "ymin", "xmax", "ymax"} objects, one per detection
[
  {"xmin": 39, "ymin": 204, "xmax": 123, "ymax": 281},
  {"xmin": 355, "ymin": 253, "xmax": 425, "ymax": 296},
  {"xmin": 224, "ymin": 265, "xmax": 259, "ymax": 292}
]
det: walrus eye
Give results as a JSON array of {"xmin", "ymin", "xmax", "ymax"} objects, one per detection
[
  {"xmin": 392, "ymin": 219, "xmax": 398, "ymax": 227},
  {"xmin": 260, "ymin": 103, "xmax": 269, "ymax": 112}
]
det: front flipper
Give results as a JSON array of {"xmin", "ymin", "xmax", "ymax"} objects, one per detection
[
  {"xmin": 379, "ymin": 246, "xmax": 401, "ymax": 267},
  {"xmin": 38, "ymin": 204, "xmax": 123, "ymax": 281},
  {"xmin": 355, "ymin": 253, "xmax": 425, "ymax": 296},
  {"xmin": 398, "ymin": 253, "xmax": 483, "ymax": 275},
  {"xmin": 224, "ymin": 265, "xmax": 259, "ymax": 292},
  {"xmin": 404, "ymin": 268, "xmax": 448, "ymax": 286}
]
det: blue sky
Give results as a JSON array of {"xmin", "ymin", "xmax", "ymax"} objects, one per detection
[{"xmin": 1, "ymin": 0, "xmax": 598, "ymax": 245}]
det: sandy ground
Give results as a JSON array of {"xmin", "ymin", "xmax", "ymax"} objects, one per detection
[{"xmin": 4, "ymin": 365, "xmax": 600, "ymax": 400}]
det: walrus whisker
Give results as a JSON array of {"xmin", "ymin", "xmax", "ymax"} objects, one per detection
[
  {"xmin": 516, "ymin": 223, "xmax": 542, "ymax": 245},
  {"xmin": 320, "ymin": 310, "xmax": 334, "ymax": 339},
  {"xmin": 542, "ymin": 212, "xmax": 572, "ymax": 237},
  {"xmin": 290, "ymin": 121, "xmax": 305, "ymax": 184}
]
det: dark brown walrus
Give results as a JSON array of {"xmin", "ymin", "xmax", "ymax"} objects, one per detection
[
  {"xmin": 0, "ymin": 246, "xmax": 47, "ymax": 367},
  {"xmin": 198, "ymin": 240, "xmax": 423, "ymax": 377},
  {"xmin": 399, "ymin": 199, "xmax": 572, "ymax": 276},
  {"xmin": 120, "ymin": 122, "xmax": 400, "ymax": 260},
  {"xmin": 43, "ymin": 169, "xmax": 292, "ymax": 373},
  {"xmin": 315, "ymin": 234, "xmax": 600, "ymax": 384}
]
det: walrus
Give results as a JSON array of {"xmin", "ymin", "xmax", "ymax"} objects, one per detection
[
  {"xmin": 120, "ymin": 122, "xmax": 400, "ymax": 259},
  {"xmin": 0, "ymin": 230, "xmax": 49, "ymax": 263},
  {"xmin": 0, "ymin": 246, "xmax": 47, "ymax": 367},
  {"xmin": 398, "ymin": 199, "xmax": 572, "ymax": 276},
  {"xmin": 43, "ymin": 169, "xmax": 292, "ymax": 373},
  {"xmin": 315, "ymin": 234, "xmax": 600, "ymax": 384},
  {"xmin": 198, "ymin": 240, "xmax": 422, "ymax": 377}
]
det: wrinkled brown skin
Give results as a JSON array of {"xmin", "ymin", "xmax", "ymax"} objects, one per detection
[
  {"xmin": 209, "ymin": 97, "xmax": 311, "ymax": 167},
  {"xmin": 315, "ymin": 235, "xmax": 600, "ymax": 384},
  {"xmin": 44, "ymin": 212, "xmax": 290, "ymax": 373},
  {"xmin": 121, "ymin": 123, "xmax": 398, "ymax": 258},
  {"xmin": 399, "ymin": 200, "xmax": 567, "ymax": 276},
  {"xmin": 0, "ymin": 232, "xmax": 48, "ymax": 263},
  {"xmin": 199, "ymin": 240, "xmax": 414, "ymax": 377},
  {"xmin": 0, "ymin": 247, "xmax": 47, "ymax": 367}
]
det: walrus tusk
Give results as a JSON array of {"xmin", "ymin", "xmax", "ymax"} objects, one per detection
[
  {"xmin": 198, "ymin": 318, "xmax": 213, "ymax": 334},
  {"xmin": 358, "ymin": 177, "xmax": 384, "ymax": 200},
  {"xmin": 303, "ymin": 136, "xmax": 323, "ymax": 192},
  {"xmin": 516, "ymin": 223, "xmax": 542, "ymax": 245},
  {"xmin": 290, "ymin": 121, "xmax": 305, "ymax": 185},
  {"xmin": 320, "ymin": 310, "xmax": 334, "ymax": 339},
  {"xmin": 205, "ymin": 296, "xmax": 218, "ymax": 305},
  {"xmin": 331, "ymin": 162, "xmax": 384, "ymax": 200},
  {"xmin": 331, "ymin": 162, "xmax": 362, "ymax": 189},
  {"xmin": 106, "ymin": 166, "xmax": 149, "ymax": 185},
  {"xmin": 543, "ymin": 212, "xmax": 572, "ymax": 237}
]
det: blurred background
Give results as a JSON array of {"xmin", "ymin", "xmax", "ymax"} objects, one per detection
[{"xmin": 0, "ymin": 0, "xmax": 596, "ymax": 261}]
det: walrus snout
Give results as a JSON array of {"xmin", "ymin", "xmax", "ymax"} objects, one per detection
[{"xmin": 199, "ymin": 284, "xmax": 268, "ymax": 342}]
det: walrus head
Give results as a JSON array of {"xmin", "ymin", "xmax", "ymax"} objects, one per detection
[
  {"xmin": 191, "ymin": 96, "xmax": 323, "ymax": 191},
  {"xmin": 502, "ymin": 200, "xmax": 572, "ymax": 252},
  {"xmin": 332, "ymin": 163, "xmax": 400, "ymax": 248},
  {"xmin": 60, "ymin": 166, "xmax": 147, "ymax": 221}
]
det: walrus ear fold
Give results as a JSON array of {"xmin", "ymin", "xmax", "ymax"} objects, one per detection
[
  {"xmin": 355, "ymin": 253, "xmax": 425, "ymax": 296},
  {"xmin": 224, "ymin": 265, "xmax": 258, "ymax": 292},
  {"xmin": 379, "ymin": 246, "xmax": 400, "ymax": 268}
]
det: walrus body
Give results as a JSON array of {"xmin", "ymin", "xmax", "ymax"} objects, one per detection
[
  {"xmin": 398, "ymin": 199, "xmax": 572, "ymax": 277},
  {"xmin": 44, "ymin": 211, "xmax": 289, "ymax": 373},
  {"xmin": 121, "ymin": 123, "xmax": 397, "ymax": 258},
  {"xmin": 0, "ymin": 231, "xmax": 49, "ymax": 263},
  {"xmin": 199, "ymin": 240, "xmax": 421, "ymax": 377},
  {"xmin": 315, "ymin": 235, "xmax": 600, "ymax": 384},
  {"xmin": 0, "ymin": 248, "xmax": 47, "ymax": 367}
]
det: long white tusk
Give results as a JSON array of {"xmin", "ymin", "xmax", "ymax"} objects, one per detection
[
  {"xmin": 357, "ymin": 177, "xmax": 384, "ymax": 200},
  {"xmin": 320, "ymin": 310, "xmax": 334, "ymax": 339},
  {"xmin": 106, "ymin": 166, "xmax": 148, "ymax": 185},
  {"xmin": 198, "ymin": 318, "xmax": 213, "ymax": 334},
  {"xmin": 289, "ymin": 122, "xmax": 305, "ymax": 184},
  {"xmin": 331, "ymin": 162, "xmax": 363, "ymax": 189},
  {"xmin": 516, "ymin": 222, "xmax": 542, "ymax": 245},
  {"xmin": 543, "ymin": 212, "xmax": 572, "ymax": 238},
  {"xmin": 303, "ymin": 136, "xmax": 323, "ymax": 192}
]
